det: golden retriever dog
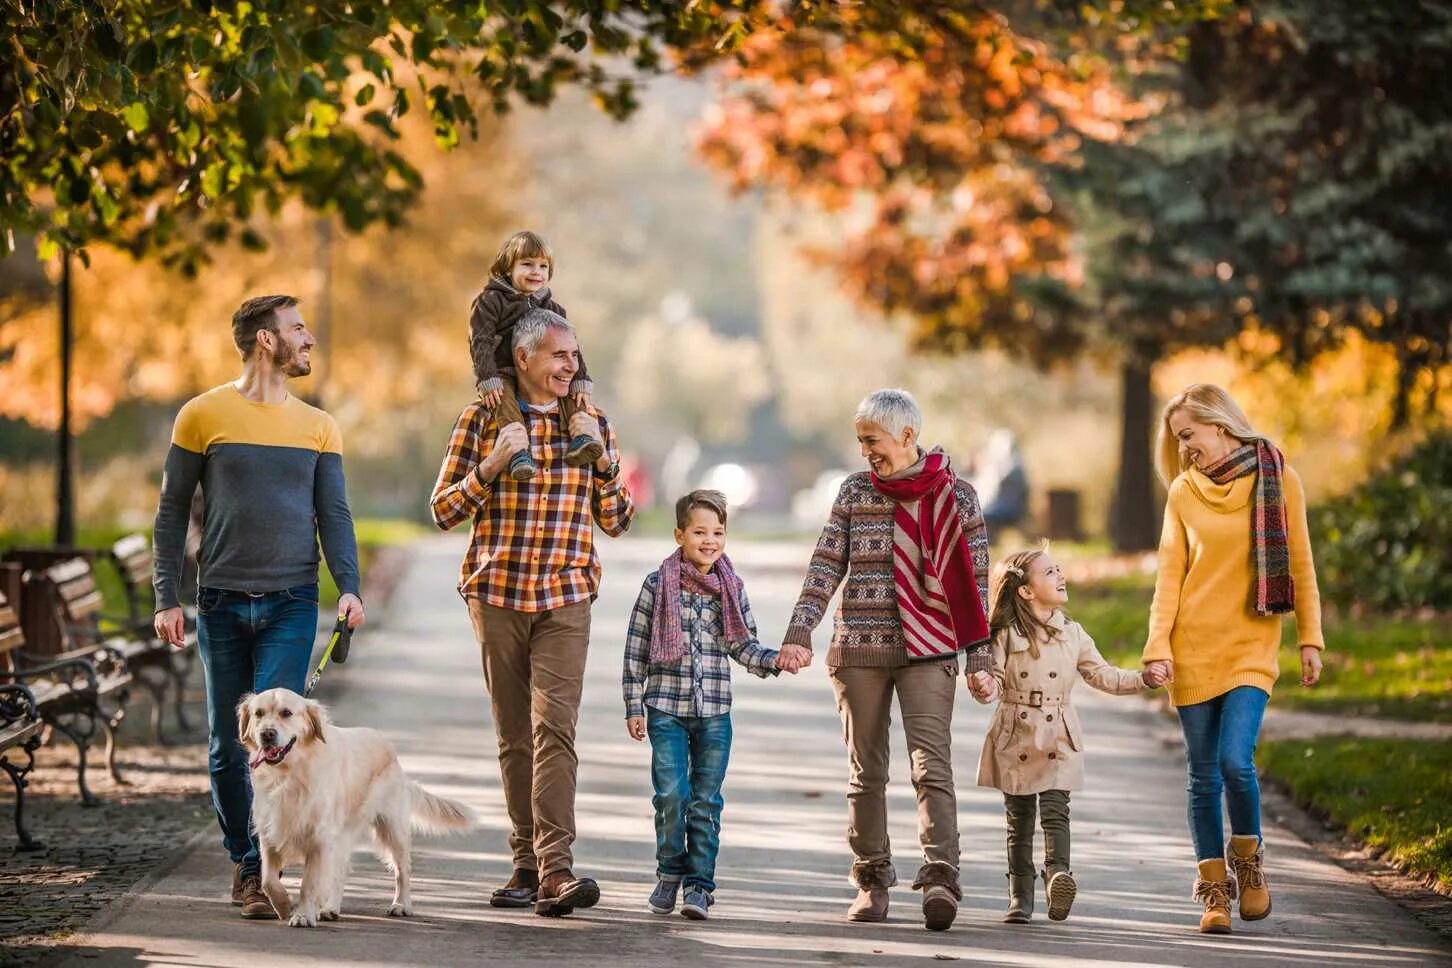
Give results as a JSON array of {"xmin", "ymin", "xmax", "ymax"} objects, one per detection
[{"xmin": 238, "ymin": 688, "xmax": 474, "ymax": 927}]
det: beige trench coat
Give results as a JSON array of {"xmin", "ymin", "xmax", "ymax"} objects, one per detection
[{"xmin": 976, "ymin": 611, "xmax": 1147, "ymax": 796}]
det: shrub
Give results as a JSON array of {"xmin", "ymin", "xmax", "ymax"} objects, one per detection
[{"xmin": 1310, "ymin": 432, "xmax": 1452, "ymax": 613}]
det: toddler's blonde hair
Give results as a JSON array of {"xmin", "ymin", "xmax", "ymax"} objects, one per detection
[{"xmin": 490, "ymin": 230, "xmax": 555, "ymax": 282}]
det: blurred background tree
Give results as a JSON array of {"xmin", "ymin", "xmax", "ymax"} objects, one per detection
[{"xmin": 695, "ymin": 0, "xmax": 1451, "ymax": 549}]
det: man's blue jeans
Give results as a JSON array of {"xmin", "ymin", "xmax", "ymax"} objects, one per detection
[
  {"xmin": 195, "ymin": 584, "xmax": 319, "ymax": 878},
  {"xmin": 647, "ymin": 708, "xmax": 732, "ymax": 893},
  {"xmin": 1176, "ymin": 685, "xmax": 1269, "ymax": 861}
]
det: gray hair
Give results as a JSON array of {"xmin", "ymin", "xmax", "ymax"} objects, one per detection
[
  {"xmin": 854, "ymin": 388, "xmax": 922, "ymax": 439},
  {"xmin": 512, "ymin": 308, "xmax": 574, "ymax": 358}
]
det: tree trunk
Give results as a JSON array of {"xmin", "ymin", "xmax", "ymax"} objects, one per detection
[
  {"xmin": 1109, "ymin": 354, "xmax": 1159, "ymax": 553},
  {"xmin": 55, "ymin": 249, "xmax": 76, "ymax": 546}
]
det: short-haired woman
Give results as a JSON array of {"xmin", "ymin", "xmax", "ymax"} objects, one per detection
[
  {"xmin": 784, "ymin": 388, "xmax": 993, "ymax": 931},
  {"xmin": 1142, "ymin": 384, "xmax": 1324, "ymax": 934}
]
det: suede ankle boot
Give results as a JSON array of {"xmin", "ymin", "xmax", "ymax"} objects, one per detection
[
  {"xmin": 1227, "ymin": 835, "xmax": 1270, "ymax": 921},
  {"xmin": 1193, "ymin": 858, "xmax": 1236, "ymax": 934}
]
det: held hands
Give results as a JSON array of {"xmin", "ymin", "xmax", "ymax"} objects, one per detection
[
  {"xmin": 154, "ymin": 606, "xmax": 188, "ymax": 650},
  {"xmin": 1300, "ymin": 645, "xmax": 1322, "ymax": 687},
  {"xmin": 967, "ymin": 670, "xmax": 998, "ymax": 704},
  {"xmin": 480, "ymin": 386, "xmax": 504, "ymax": 410},
  {"xmin": 1142, "ymin": 659, "xmax": 1174, "ymax": 688},
  {"xmin": 777, "ymin": 643, "xmax": 812, "ymax": 674},
  {"xmin": 626, "ymin": 716, "xmax": 646, "ymax": 742},
  {"xmin": 571, "ymin": 389, "xmax": 592, "ymax": 410}
]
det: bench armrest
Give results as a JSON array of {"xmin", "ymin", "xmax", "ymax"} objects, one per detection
[
  {"xmin": 3, "ymin": 655, "xmax": 102, "ymax": 694},
  {"xmin": 0, "ymin": 683, "xmax": 40, "ymax": 726}
]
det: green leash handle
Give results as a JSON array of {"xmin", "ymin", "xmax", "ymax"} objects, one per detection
[{"xmin": 304, "ymin": 616, "xmax": 353, "ymax": 697}]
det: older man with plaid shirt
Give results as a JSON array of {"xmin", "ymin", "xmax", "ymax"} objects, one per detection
[{"xmin": 430, "ymin": 308, "xmax": 634, "ymax": 917}]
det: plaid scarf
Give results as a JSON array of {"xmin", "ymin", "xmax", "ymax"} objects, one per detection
[
  {"xmin": 1203, "ymin": 440, "xmax": 1295, "ymax": 615},
  {"xmin": 870, "ymin": 448, "xmax": 991, "ymax": 659},
  {"xmin": 649, "ymin": 549, "xmax": 752, "ymax": 664}
]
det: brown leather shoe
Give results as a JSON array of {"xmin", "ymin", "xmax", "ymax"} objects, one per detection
[
  {"xmin": 239, "ymin": 873, "xmax": 278, "ymax": 920},
  {"xmin": 231, "ymin": 863, "xmax": 244, "ymax": 906},
  {"xmin": 534, "ymin": 869, "xmax": 600, "ymax": 917},
  {"xmin": 847, "ymin": 889, "xmax": 889, "ymax": 922},
  {"xmin": 490, "ymin": 868, "xmax": 539, "ymax": 909}
]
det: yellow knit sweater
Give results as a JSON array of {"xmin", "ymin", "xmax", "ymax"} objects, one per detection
[{"xmin": 1143, "ymin": 464, "xmax": 1324, "ymax": 707}]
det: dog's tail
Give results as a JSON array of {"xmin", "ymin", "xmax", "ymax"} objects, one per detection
[{"xmin": 407, "ymin": 782, "xmax": 476, "ymax": 835}]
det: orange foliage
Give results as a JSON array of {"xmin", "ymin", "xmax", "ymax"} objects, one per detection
[{"xmin": 695, "ymin": 8, "xmax": 1144, "ymax": 361}]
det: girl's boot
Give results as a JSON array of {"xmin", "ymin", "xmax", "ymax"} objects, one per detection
[
  {"xmin": 1004, "ymin": 873, "xmax": 1035, "ymax": 923},
  {"xmin": 1040, "ymin": 792, "xmax": 1075, "ymax": 921},
  {"xmin": 1193, "ymin": 859, "xmax": 1236, "ymax": 934},
  {"xmin": 1044, "ymin": 869, "xmax": 1077, "ymax": 922},
  {"xmin": 1227, "ymin": 835, "xmax": 1271, "ymax": 920}
]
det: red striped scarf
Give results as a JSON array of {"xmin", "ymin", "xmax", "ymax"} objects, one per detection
[
  {"xmin": 649, "ymin": 549, "xmax": 752, "ymax": 664},
  {"xmin": 870, "ymin": 449, "xmax": 990, "ymax": 660},
  {"xmin": 1203, "ymin": 440, "xmax": 1295, "ymax": 615}
]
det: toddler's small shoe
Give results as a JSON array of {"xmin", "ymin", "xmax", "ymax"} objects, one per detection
[
  {"xmin": 508, "ymin": 450, "xmax": 538, "ymax": 482},
  {"xmin": 563, "ymin": 434, "xmax": 604, "ymax": 467},
  {"xmin": 680, "ymin": 886, "xmax": 713, "ymax": 921},
  {"xmin": 648, "ymin": 878, "xmax": 680, "ymax": 915}
]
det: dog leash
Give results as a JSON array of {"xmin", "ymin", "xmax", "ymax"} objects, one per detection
[{"xmin": 304, "ymin": 615, "xmax": 354, "ymax": 698}]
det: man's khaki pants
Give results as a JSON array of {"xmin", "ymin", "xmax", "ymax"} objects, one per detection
[
  {"xmin": 467, "ymin": 598, "xmax": 591, "ymax": 876},
  {"xmin": 830, "ymin": 659, "xmax": 960, "ymax": 888}
]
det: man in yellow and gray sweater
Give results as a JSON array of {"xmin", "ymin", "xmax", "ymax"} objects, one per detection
[{"xmin": 151, "ymin": 295, "xmax": 364, "ymax": 921}]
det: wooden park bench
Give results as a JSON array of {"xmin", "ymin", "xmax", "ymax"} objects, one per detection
[
  {"xmin": 2, "ymin": 560, "xmax": 135, "ymax": 805},
  {"xmin": 0, "ymin": 679, "xmax": 45, "ymax": 851},
  {"xmin": 106, "ymin": 534, "xmax": 196, "ymax": 740}
]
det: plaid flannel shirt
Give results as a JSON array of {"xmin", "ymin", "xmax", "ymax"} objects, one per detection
[
  {"xmin": 622, "ymin": 571, "xmax": 780, "ymax": 720},
  {"xmin": 430, "ymin": 400, "xmax": 633, "ymax": 611}
]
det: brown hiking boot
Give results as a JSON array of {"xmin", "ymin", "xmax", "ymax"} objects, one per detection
[
  {"xmin": 534, "ymin": 869, "xmax": 600, "ymax": 917},
  {"xmin": 231, "ymin": 863, "xmax": 244, "ymax": 906},
  {"xmin": 1227, "ymin": 835, "xmax": 1271, "ymax": 920},
  {"xmin": 239, "ymin": 872, "xmax": 278, "ymax": 920},
  {"xmin": 847, "ymin": 888, "xmax": 889, "ymax": 922},
  {"xmin": 1193, "ymin": 859, "xmax": 1236, "ymax": 934}
]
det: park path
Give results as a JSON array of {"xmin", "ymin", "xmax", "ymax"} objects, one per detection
[{"xmin": 57, "ymin": 535, "xmax": 1451, "ymax": 966}]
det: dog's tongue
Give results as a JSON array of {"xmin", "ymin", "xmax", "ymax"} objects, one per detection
[{"xmin": 250, "ymin": 746, "xmax": 281, "ymax": 769}]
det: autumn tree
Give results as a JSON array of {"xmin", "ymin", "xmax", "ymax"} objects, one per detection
[
  {"xmin": 0, "ymin": 0, "xmax": 797, "ymax": 271},
  {"xmin": 697, "ymin": 1, "xmax": 1451, "ymax": 549},
  {"xmin": 696, "ymin": 4, "xmax": 1200, "ymax": 548}
]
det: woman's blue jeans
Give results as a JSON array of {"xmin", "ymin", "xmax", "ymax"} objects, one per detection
[
  {"xmin": 196, "ymin": 584, "xmax": 319, "ymax": 878},
  {"xmin": 1176, "ymin": 685, "xmax": 1269, "ymax": 861},
  {"xmin": 647, "ymin": 708, "xmax": 732, "ymax": 892}
]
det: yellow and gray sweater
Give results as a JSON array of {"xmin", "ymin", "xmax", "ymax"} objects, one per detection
[{"xmin": 152, "ymin": 384, "xmax": 360, "ymax": 610}]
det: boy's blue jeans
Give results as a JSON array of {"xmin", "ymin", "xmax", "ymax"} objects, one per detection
[
  {"xmin": 195, "ymin": 584, "xmax": 319, "ymax": 879},
  {"xmin": 1176, "ymin": 685, "xmax": 1269, "ymax": 861},
  {"xmin": 647, "ymin": 708, "xmax": 732, "ymax": 893}
]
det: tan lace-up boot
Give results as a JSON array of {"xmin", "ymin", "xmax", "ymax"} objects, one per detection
[
  {"xmin": 1193, "ymin": 858, "xmax": 1236, "ymax": 934},
  {"xmin": 1227, "ymin": 835, "xmax": 1271, "ymax": 920}
]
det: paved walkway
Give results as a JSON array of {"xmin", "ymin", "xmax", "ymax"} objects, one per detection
[{"xmin": 58, "ymin": 536, "xmax": 1451, "ymax": 966}]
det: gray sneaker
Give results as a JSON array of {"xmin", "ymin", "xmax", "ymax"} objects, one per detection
[
  {"xmin": 681, "ymin": 886, "xmax": 713, "ymax": 921},
  {"xmin": 648, "ymin": 879, "xmax": 680, "ymax": 915}
]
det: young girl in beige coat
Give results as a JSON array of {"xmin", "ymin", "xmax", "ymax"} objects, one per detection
[{"xmin": 971, "ymin": 546, "xmax": 1167, "ymax": 923}]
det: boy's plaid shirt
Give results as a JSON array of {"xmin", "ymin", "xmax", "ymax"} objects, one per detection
[
  {"xmin": 430, "ymin": 400, "xmax": 633, "ymax": 611},
  {"xmin": 622, "ymin": 571, "xmax": 780, "ymax": 720}
]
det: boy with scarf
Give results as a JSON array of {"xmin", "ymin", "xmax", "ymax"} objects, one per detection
[{"xmin": 623, "ymin": 490, "xmax": 802, "ymax": 920}]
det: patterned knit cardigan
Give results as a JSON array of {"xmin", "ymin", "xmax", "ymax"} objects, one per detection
[{"xmin": 785, "ymin": 471, "xmax": 992, "ymax": 671}]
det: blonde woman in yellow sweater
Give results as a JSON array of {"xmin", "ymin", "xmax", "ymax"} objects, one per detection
[{"xmin": 1142, "ymin": 384, "xmax": 1324, "ymax": 936}]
